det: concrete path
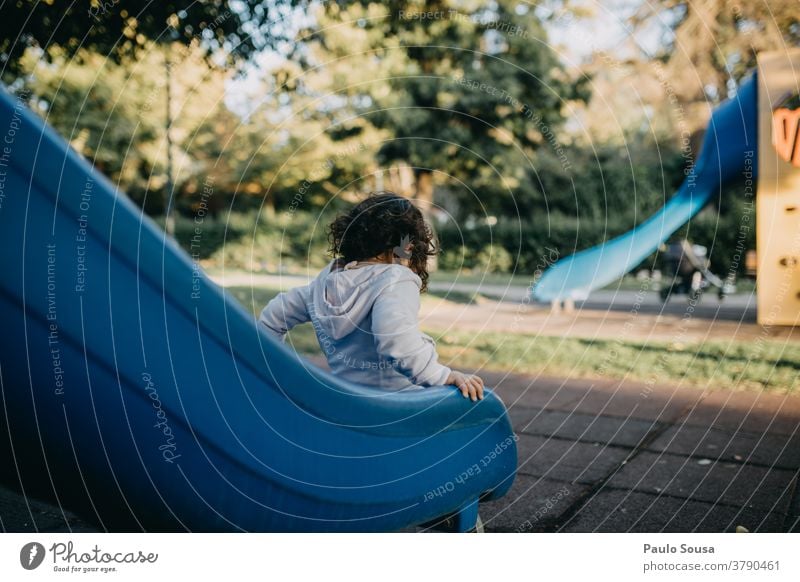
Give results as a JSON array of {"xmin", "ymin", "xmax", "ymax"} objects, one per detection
[
  {"xmin": 213, "ymin": 272, "xmax": 799, "ymax": 344},
  {"xmin": 416, "ymin": 295, "xmax": 800, "ymax": 344},
  {"xmin": 210, "ymin": 271, "xmax": 756, "ymax": 318},
  {"xmin": 477, "ymin": 369, "xmax": 800, "ymax": 532}
]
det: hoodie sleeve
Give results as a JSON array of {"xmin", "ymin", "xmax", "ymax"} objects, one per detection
[
  {"xmin": 370, "ymin": 278, "xmax": 452, "ymax": 386},
  {"xmin": 258, "ymin": 285, "xmax": 310, "ymax": 342}
]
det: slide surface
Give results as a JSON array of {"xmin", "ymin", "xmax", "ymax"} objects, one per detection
[
  {"xmin": 0, "ymin": 89, "xmax": 515, "ymax": 532},
  {"xmin": 533, "ymin": 75, "xmax": 758, "ymax": 302}
]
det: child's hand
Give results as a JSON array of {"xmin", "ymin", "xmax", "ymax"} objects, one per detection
[{"xmin": 447, "ymin": 370, "xmax": 484, "ymax": 402}]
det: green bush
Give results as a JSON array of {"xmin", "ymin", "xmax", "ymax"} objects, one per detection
[
  {"xmin": 438, "ymin": 244, "xmax": 468, "ymax": 272},
  {"xmin": 168, "ymin": 209, "xmax": 334, "ymax": 272},
  {"xmin": 161, "ymin": 182, "xmax": 753, "ymax": 281},
  {"xmin": 435, "ymin": 196, "xmax": 753, "ymax": 279}
]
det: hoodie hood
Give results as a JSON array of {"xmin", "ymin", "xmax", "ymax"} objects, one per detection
[{"xmin": 310, "ymin": 260, "xmax": 421, "ymax": 340}]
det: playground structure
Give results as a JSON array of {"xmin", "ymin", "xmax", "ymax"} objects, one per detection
[
  {"xmin": 0, "ymin": 87, "xmax": 516, "ymax": 532},
  {"xmin": 756, "ymin": 51, "xmax": 800, "ymax": 326},
  {"xmin": 534, "ymin": 49, "xmax": 800, "ymax": 327}
]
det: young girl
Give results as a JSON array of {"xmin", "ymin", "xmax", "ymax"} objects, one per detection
[{"xmin": 258, "ymin": 192, "xmax": 485, "ymax": 401}]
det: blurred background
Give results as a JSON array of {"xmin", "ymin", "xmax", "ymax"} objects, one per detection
[
  {"xmin": 4, "ymin": 0, "xmax": 796, "ymax": 276},
  {"xmin": 3, "ymin": 0, "xmax": 799, "ymax": 390}
]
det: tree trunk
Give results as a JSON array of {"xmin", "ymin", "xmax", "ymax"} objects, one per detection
[
  {"xmin": 263, "ymin": 192, "xmax": 276, "ymax": 220},
  {"xmin": 386, "ymin": 164, "xmax": 415, "ymax": 198},
  {"xmin": 414, "ymin": 168, "xmax": 434, "ymax": 213},
  {"xmin": 413, "ymin": 168, "xmax": 438, "ymax": 271}
]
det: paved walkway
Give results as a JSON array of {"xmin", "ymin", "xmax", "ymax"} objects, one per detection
[
  {"xmin": 417, "ymin": 295, "xmax": 800, "ymax": 344},
  {"xmin": 0, "ymin": 483, "xmax": 95, "ymax": 532},
  {"xmin": 478, "ymin": 369, "xmax": 800, "ymax": 532}
]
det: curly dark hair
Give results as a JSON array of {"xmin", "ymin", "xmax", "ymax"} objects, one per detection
[{"xmin": 328, "ymin": 192, "xmax": 437, "ymax": 291}]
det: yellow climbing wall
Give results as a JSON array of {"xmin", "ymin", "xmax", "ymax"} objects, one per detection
[{"xmin": 757, "ymin": 49, "xmax": 800, "ymax": 326}]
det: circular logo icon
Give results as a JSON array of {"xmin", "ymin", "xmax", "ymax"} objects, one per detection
[{"xmin": 19, "ymin": 542, "xmax": 46, "ymax": 570}]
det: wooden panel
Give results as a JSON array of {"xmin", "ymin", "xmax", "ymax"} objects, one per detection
[{"xmin": 757, "ymin": 50, "xmax": 800, "ymax": 326}]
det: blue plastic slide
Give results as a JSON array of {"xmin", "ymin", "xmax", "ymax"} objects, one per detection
[
  {"xmin": 0, "ymin": 88, "xmax": 515, "ymax": 532},
  {"xmin": 533, "ymin": 75, "xmax": 758, "ymax": 302}
]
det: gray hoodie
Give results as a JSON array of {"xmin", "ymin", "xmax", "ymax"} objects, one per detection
[{"xmin": 258, "ymin": 260, "xmax": 452, "ymax": 390}]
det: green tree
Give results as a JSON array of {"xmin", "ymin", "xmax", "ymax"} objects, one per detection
[
  {"xmin": 225, "ymin": 54, "xmax": 388, "ymax": 217},
  {"xmin": 0, "ymin": 0, "xmax": 300, "ymax": 77},
  {"xmin": 292, "ymin": 0, "xmax": 588, "ymax": 217},
  {"xmin": 629, "ymin": 0, "xmax": 799, "ymax": 127},
  {"xmin": 19, "ymin": 42, "xmax": 231, "ymax": 214},
  {"xmin": 2, "ymin": 0, "xmax": 309, "ymax": 233}
]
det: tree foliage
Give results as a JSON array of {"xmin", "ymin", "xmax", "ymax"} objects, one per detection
[
  {"xmin": 0, "ymin": 0, "xmax": 301, "ymax": 76},
  {"xmin": 290, "ymin": 0, "xmax": 589, "ymax": 215},
  {"xmin": 19, "ymin": 42, "xmax": 231, "ymax": 212},
  {"xmin": 631, "ymin": 0, "xmax": 799, "ymax": 105}
]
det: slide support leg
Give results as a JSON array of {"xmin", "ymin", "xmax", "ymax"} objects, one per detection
[{"xmin": 453, "ymin": 498, "xmax": 480, "ymax": 533}]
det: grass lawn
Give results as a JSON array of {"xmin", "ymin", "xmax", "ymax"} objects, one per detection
[
  {"xmin": 211, "ymin": 267, "xmax": 756, "ymax": 294},
  {"xmin": 432, "ymin": 330, "xmax": 798, "ymax": 393},
  {"xmin": 597, "ymin": 274, "xmax": 757, "ymax": 293},
  {"xmin": 228, "ymin": 285, "xmax": 798, "ymax": 393}
]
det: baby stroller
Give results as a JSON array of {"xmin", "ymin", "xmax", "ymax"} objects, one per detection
[{"xmin": 659, "ymin": 240, "xmax": 734, "ymax": 303}]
